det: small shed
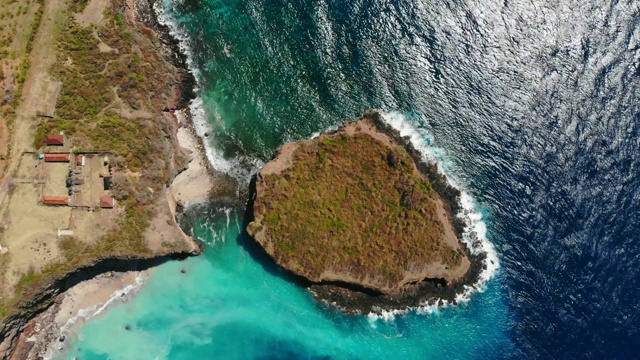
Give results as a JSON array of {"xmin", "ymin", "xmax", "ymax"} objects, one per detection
[
  {"xmin": 46, "ymin": 134, "xmax": 65, "ymax": 146},
  {"xmin": 100, "ymin": 195, "xmax": 115, "ymax": 208},
  {"xmin": 76, "ymin": 155, "xmax": 85, "ymax": 166},
  {"xmin": 44, "ymin": 153, "xmax": 70, "ymax": 162},
  {"xmin": 43, "ymin": 196, "xmax": 69, "ymax": 206}
]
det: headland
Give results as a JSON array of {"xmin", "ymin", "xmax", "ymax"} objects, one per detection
[{"xmin": 0, "ymin": 0, "xmax": 221, "ymax": 357}]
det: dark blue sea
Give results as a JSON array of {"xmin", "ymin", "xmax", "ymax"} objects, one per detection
[{"xmin": 56, "ymin": 0, "xmax": 640, "ymax": 359}]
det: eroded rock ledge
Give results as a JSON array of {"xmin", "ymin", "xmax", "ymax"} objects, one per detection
[{"xmin": 246, "ymin": 110, "xmax": 486, "ymax": 313}]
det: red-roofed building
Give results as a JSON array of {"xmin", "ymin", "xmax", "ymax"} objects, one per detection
[
  {"xmin": 46, "ymin": 134, "xmax": 65, "ymax": 146},
  {"xmin": 43, "ymin": 196, "xmax": 69, "ymax": 206},
  {"xmin": 100, "ymin": 195, "xmax": 115, "ymax": 208},
  {"xmin": 44, "ymin": 153, "xmax": 70, "ymax": 162},
  {"xmin": 76, "ymin": 155, "xmax": 85, "ymax": 166}
]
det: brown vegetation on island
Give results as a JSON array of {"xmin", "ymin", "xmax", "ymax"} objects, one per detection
[{"xmin": 248, "ymin": 115, "xmax": 473, "ymax": 309}]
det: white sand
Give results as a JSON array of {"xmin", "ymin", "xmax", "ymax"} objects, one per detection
[
  {"xmin": 169, "ymin": 110, "xmax": 214, "ymax": 210},
  {"xmin": 21, "ymin": 271, "xmax": 146, "ymax": 359}
]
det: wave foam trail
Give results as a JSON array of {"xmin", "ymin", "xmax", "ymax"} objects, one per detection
[
  {"xmin": 366, "ymin": 111, "xmax": 500, "ymax": 321},
  {"xmin": 49, "ymin": 273, "xmax": 148, "ymax": 358},
  {"xmin": 153, "ymin": 0, "xmax": 200, "ymax": 82},
  {"xmin": 154, "ymin": 3, "xmax": 263, "ymax": 183},
  {"xmin": 190, "ymin": 98, "xmax": 264, "ymax": 182}
]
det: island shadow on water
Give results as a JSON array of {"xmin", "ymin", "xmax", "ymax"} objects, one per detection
[{"xmin": 237, "ymin": 110, "xmax": 487, "ymax": 315}]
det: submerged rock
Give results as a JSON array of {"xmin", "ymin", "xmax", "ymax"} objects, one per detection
[{"xmin": 246, "ymin": 110, "xmax": 485, "ymax": 313}]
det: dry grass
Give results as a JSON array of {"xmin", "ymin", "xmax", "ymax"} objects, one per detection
[
  {"xmin": 0, "ymin": 0, "xmax": 45, "ymax": 174},
  {"xmin": 0, "ymin": 0, "xmax": 190, "ymax": 320},
  {"xmin": 34, "ymin": 9, "xmax": 185, "ymax": 180},
  {"xmin": 254, "ymin": 133, "xmax": 463, "ymax": 284},
  {"xmin": 0, "ymin": 183, "xmax": 69, "ymax": 293}
]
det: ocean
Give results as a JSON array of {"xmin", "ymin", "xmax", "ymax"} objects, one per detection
[{"xmin": 55, "ymin": 0, "xmax": 640, "ymax": 359}]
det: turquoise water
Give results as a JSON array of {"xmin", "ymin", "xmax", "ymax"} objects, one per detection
[
  {"xmin": 55, "ymin": 0, "xmax": 640, "ymax": 358},
  {"xmin": 59, "ymin": 208, "xmax": 513, "ymax": 359},
  {"xmin": 53, "ymin": 1, "xmax": 520, "ymax": 358},
  {"xmin": 48, "ymin": 0, "xmax": 560, "ymax": 357}
]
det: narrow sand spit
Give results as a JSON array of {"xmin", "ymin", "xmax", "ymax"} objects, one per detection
[{"xmin": 170, "ymin": 110, "xmax": 215, "ymax": 210}]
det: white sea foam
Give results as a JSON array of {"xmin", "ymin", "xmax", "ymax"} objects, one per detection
[
  {"xmin": 57, "ymin": 273, "xmax": 147, "ymax": 334},
  {"xmin": 154, "ymin": 2, "xmax": 263, "ymax": 183},
  {"xmin": 48, "ymin": 273, "xmax": 148, "ymax": 359},
  {"xmin": 366, "ymin": 111, "xmax": 500, "ymax": 321},
  {"xmin": 368, "ymin": 308, "xmax": 410, "ymax": 322},
  {"xmin": 184, "ymin": 89, "xmax": 263, "ymax": 182},
  {"xmin": 154, "ymin": 1, "xmax": 498, "ymax": 321},
  {"xmin": 153, "ymin": 0, "xmax": 201, "ymax": 82}
]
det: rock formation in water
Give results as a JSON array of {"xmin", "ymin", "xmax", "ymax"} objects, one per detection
[{"xmin": 247, "ymin": 110, "xmax": 485, "ymax": 313}]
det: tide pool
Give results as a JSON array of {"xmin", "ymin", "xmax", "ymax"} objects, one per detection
[{"xmin": 57, "ymin": 207, "xmax": 513, "ymax": 359}]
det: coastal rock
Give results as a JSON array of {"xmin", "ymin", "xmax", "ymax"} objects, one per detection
[{"xmin": 246, "ymin": 110, "xmax": 485, "ymax": 313}]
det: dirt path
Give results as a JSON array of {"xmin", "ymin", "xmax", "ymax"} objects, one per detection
[{"xmin": 0, "ymin": 0, "xmax": 66, "ymax": 210}]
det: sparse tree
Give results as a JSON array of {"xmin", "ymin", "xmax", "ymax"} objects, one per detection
[
  {"xmin": 110, "ymin": 173, "xmax": 133, "ymax": 201},
  {"xmin": 110, "ymin": 155, "xmax": 126, "ymax": 171}
]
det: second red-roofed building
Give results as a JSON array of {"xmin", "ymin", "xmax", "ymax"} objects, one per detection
[
  {"xmin": 100, "ymin": 195, "xmax": 115, "ymax": 208},
  {"xmin": 45, "ymin": 134, "xmax": 65, "ymax": 146},
  {"xmin": 44, "ymin": 153, "xmax": 70, "ymax": 162}
]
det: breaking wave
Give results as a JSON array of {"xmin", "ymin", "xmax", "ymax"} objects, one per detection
[
  {"xmin": 48, "ymin": 273, "xmax": 147, "ymax": 359},
  {"xmin": 154, "ymin": 1, "xmax": 263, "ymax": 183},
  {"xmin": 367, "ymin": 111, "xmax": 500, "ymax": 320}
]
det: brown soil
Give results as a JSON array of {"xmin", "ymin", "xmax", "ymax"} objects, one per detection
[
  {"xmin": 247, "ymin": 111, "xmax": 477, "ymax": 312},
  {"xmin": 0, "ymin": 0, "xmax": 213, "ymax": 355}
]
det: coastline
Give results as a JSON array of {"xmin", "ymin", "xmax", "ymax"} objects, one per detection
[
  {"xmin": 15, "ymin": 107, "xmax": 216, "ymax": 359},
  {"xmin": 1, "ymin": 0, "xmax": 218, "ymax": 358},
  {"xmin": 169, "ymin": 109, "xmax": 215, "ymax": 211},
  {"xmin": 12, "ymin": 271, "xmax": 147, "ymax": 359},
  {"xmin": 4, "ymin": 2, "xmax": 501, "ymax": 357}
]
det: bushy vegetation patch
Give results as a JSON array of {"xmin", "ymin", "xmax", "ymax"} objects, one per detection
[
  {"xmin": 1, "ymin": 2, "xmax": 190, "ymax": 319},
  {"xmin": 254, "ymin": 133, "xmax": 462, "ymax": 284}
]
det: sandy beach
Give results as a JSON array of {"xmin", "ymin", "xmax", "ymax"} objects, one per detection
[
  {"xmin": 14, "ymin": 271, "xmax": 145, "ymax": 359},
  {"xmin": 169, "ymin": 110, "xmax": 215, "ymax": 210}
]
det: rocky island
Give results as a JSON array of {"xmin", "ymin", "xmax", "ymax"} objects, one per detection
[{"xmin": 247, "ymin": 111, "xmax": 485, "ymax": 313}]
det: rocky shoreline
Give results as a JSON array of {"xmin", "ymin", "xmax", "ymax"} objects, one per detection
[
  {"xmin": 246, "ymin": 110, "xmax": 487, "ymax": 314},
  {"xmin": 0, "ymin": 1, "xmax": 216, "ymax": 358}
]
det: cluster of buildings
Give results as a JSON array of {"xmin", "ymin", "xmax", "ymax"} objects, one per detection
[{"xmin": 40, "ymin": 134, "xmax": 116, "ymax": 209}]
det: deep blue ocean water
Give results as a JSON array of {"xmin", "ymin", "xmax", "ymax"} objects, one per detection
[{"xmin": 56, "ymin": 0, "xmax": 640, "ymax": 359}]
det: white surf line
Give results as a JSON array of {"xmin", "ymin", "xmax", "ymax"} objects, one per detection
[
  {"xmin": 48, "ymin": 273, "xmax": 148, "ymax": 359},
  {"xmin": 154, "ymin": 2, "xmax": 263, "ymax": 183},
  {"xmin": 154, "ymin": 1, "xmax": 498, "ymax": 321},
  {"xmin": 365, "ymin": 111, "xmax": 500, "ymax": 321}
]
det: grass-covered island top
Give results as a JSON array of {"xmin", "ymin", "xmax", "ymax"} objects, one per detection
[{"xmin": 247, "ymin": 111, "xmax": 482, "ymax": 312}]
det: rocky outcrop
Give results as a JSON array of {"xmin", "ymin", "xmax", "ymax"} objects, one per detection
[{"xmin": 246, "ymin": 110, "xmax": 486, "ymax": 313}]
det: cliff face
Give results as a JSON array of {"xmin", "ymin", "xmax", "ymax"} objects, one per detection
[
  {"xmin": 0, "ymin": 255, "xmax": 196, "ymax": 359},
  {"xmin": 0, "ymin": 0, "xmax": 209, "ymax": 357},
  {"xmin": 247, "ymin": 111, "xmax": 484, "ymax": 313}
]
